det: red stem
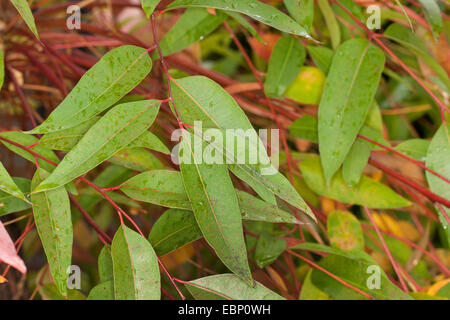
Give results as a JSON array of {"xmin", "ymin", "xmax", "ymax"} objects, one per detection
[
  {"xmin": 286, "ymin": 249, "xmax": 373, "ymax": 299},
  {"xmin": 364, "ymin": 207, "xmax": 409, "ymax": 292},
  {"xmin": 369, "ymin": 159, "xmax": 450, "ymax": 208}
]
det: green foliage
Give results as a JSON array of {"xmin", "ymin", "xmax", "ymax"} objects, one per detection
[{"xmin": 0, "ymin": 0, "xmax": 448, "ymax": 301}]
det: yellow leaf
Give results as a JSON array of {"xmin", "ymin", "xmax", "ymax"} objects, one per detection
[
  {"xmin": 428, "ymin": 279, "xmax": 450, "ymax": 296},
  {"xmin": 0, "ymin": 275, "xmax": 7, "ymax": 284},
  {"xmin": 161, "ymin": 243, "xmax": 195, "ymax": 271},
  {"xmin": 397, "ymin": 220, "xmax": 420, "ymax": 242},
  {"xmin": 320, "ymin": 197, "xmax": 335, "ymax": 215}
]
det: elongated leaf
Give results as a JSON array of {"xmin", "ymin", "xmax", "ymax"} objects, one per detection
[
  {"xmin": 87, "ymin": 281, "xmax": 114, "ymax": 300},
  {"xmin": 166, "ymin": 0, "xmax": 311, "ymax": 38},
  {"xmin": 299, "ymin": 270, "xmax": 331, "ymax": 300},
  {"xmin": 318, "ymin": 39, "xmax": 385, "ymax": 182},
  {"xmin": 425, "ymin": 124, "xmax": 450, "ymax": 240},
  {"xmin": 284, "ymin": 0, "xmax": 314, "ymax": 32},
  {"xmin": 327, "ymin": 210, "xmax": 364, "ymax": 252},
  {"xmin": 98, "ymin": 246, "xmax": 113, "ymax": 283},
  {"xmin": 299, "ymin": 156, "xmax": 411, "ymax": 209},
  {"xmin": 0, "ymin": 221, "xmax": 26, "ymax": 274},
  {"xmin": 170, "ymin": 76, "xmax": 313, "ymax": 218},
  {"xmin": 385, "ymin": 24, "xmax": 450, "ymax": 90},
  {"xmin": 120, "ymin": 170, "xmax": 302, "ymax": 224},
  {"xmin": 148, "ymin": 209, "xmax": 203, "ymax": 256},
  {"xmin": 127, "ymin": 131, "xmax": 169, "ymax": 154},
  {"xmin": 342, "ymin": 139, "xmax": 371, "ymax": 186},
  {"xmin": 395, "ymin": 139, "xmax": 430, "ymax": 161},
  {"xmin": 111, "ymin": 225, "xmax": 160, "ymax": 300},
  {"xmin": 31, "ymin": 169, "xmax": 72, "ymax": 296},
  {"xmin": 32, "ymin": 46, "xmax": 153, "ymax": 133},
  {"xmin": 109, "ymin": 147, "xmax": 164, "ymax": 172},
  {"xmin": 418, "ymin": 0, "xmax": 442, "ymax": 39},
  {"xmin": 307, "ymin": 45, "xmax": 334, "ymax": 74},
  {"xmin": 158, "ymin": 8, "xmax": 226, "ymax": 57},
  {"xmin": 179, "ymin": 131, "xmax": 252, "ymax": 284},
  {"xmin": 0, "ymin": 178, "xmax": 31, "ymax": 217},
  {"xmin": 0, "ymin": 49, "xmax": 4, "ymax": 91},
  {"xmin": 311, "ymin": 254, "xmax": 412, "ymax": 300},
  {"xmin": 39, "ymin": 117, "xmax": 100, "ymax": 151},
  {"xmin": 186, "ymin": 274, "xmax": 284, "ymax": 300},
  {"xmin": 254, "ymin": 232, "xmax": 286, "ymax": 268},
  {"xmin": 289, "ymin": 115, "xmax": 319, "ymax": 143},
  {"xmin": 34, "ymin": 100, "xmax": 161, "ymax": 192},
  {"xmin": 0, "ymin": 162, "xmax": 28, "ymax": 202},
  {"xmin": 265, "ymin": 36, "xmax": 306, "ymax": 97},
  {"xmin": 140, "ymin": 0, "xmax": 160, "ymax": 18},
  {"xmin": 10, "ymin": 0, "xmax": 39, "ymax": 39},
  {"xmin": 317, "ymin": 0, "xmax": 340, "ymax": 50}
]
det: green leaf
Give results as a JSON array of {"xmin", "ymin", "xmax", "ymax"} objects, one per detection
[
  {"xmin": 291, "ymin": 242, "xmax": 372, "ymax": 261},
  {"xmin": 318, "ymin": 38, "xmax": 385, "ymax": 182},
  {"xmin": 39, "ymin": 117, "xmax": 100, "ymax": 151},
  {"xmin": 171, "ymin": 75, "xmax": 292, "ymax": 208},
  {"xmin": 289, "ymin": 115, "xmax": 318, "ymax": 143},
  {"xmin": 0, "ymin": 178, "xmax": 31, "ymax": 217},
  {"xmin": 171, "ymin": 76, "xmax": 314, "ymax": 216},
  {"xmin": 39, "ymin": 284, "xmax": 85, "ymax": 300},
  {"xmin": 299, "ymin": 270, "xmax": 331, "ymax": 300},
  {"xmin": 254, "ymin": 232, "xmax": 286, "ymax": 268},
  {"xmin": 87, "ymin": 281, "xmax": 114, "ymax": 300},
  {"xmin": 185, "ymin": 274, "xmax": 285, "ymax": 300},
  {"xmin": 395, "ymin": 139, "xmax": 430, "ymax": 161},
  {"xmin": 140, "ymin": 0, "xmax": 160, "ymax": 18},
  {"xmin": 31, "ymin": 169, "xmax": 73, "ymax": 296},
  {"xmin": 179, "ymin": 131, "xmax": 252, "ymax": 284},
  {"xmin": 327, "ymin": 210, "xmax": 364, "ymax": 252},
  {"xmin": 385, "ymin": 24, "xmax": 450, "ymax": 90},
  {"xmin": 109, "ymin": 147, "xmax": 164, "ymax": 172},
  {"xmin": 98, "ymin": 246, "xmax": 114, "ymax": 283},
  {"xmin": 342, "ymin": 138, "xmax": 371, "ymax": 186},
  {"xmin": 127, "ymin": 131, "xmax": 170, "ymax": 154},
  {"xmin": 10, "ymin": 0, "xmax": 39, "ymax": 39},
  {"xmin": 166, "ymin": 0, "xmax": 311, "ymax": 39},
  {"xmin": 317, "ymin": 0, "xmax": 340, "ymax": 50},
  {"xmin": 0, "ymin": 162, "xmax": 29, "ymax": 203},
  {"xmin": 418, "ymin": 0, "xmax": 443, "ymax": 39},
  {"xmin": 157, "ymin": 8, "xmax": 226, "ymax": 57},
  {"xmin": 307, "ymin": 45, "xmax": 334, "ymax": 74},
  {"xmin": 299, "ymin": 156, "xmax": 411, "ymax": 208},
  {"xmin": 264, "ymin": 36, "xmax": 306, "ymax": 97},
  {"xmin": 284, "ymin": 0, "xmax": 314, "ymax": 32},
  {"xmin": 33, "ymin": 100, "xmax": 161, "ymax": 192},
  {"xmin": 121, "ymin": 170, "xmax": 192, "ymax": 209},
  {"xmin": 121, "ymin": 170, "xmax": 303, "ymax": 224},
  {"xmin": 310, "ymin": 254, "xmax": 412, "ymax": 300},
  {"xmin": 31, "ymin": 46, "xmax": 153, "ymax": 134},
  {"xmin": 425, "ymin": 124, "xmax": 450, "ymax": 242},
  {"xmin": 148, "ymin": 209, "xmax": 203, "ymax": 256},
  {"xmin": 0, "ymin": 48, "xmax": 4, "ymax": 91},
  {"xmin": 111, "ymin": 225, "xmax": 160, "ymax": 300}
]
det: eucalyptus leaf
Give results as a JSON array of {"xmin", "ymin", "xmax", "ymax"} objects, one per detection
[
  {"xmin": 166, "ymin": 0, "xmax": 311, "ymax": 38},
  {"xmin": 299, "ymin": 156, "xmax": 411, "ymax": 209},
  {"xmin": 31, "ymin": 169, "xmax": 73, "ymax": 296},
  {"xmin": 32, "ymin": 46, "xmax": 153, "ymax": 133},
  {"xmin": 318, "ymin": 39, "xmax": 385, "ymax": 182},
  {"xmin": 0, "ymin": 178, "xmax": 31, "ymax": 217},
  {"xmin": 0, "ymin": 162, "xmax": 29, "ymax": 202},
  {"xmin": 33, "ymin": 100, "xmax": 161, "ymax": 192},
  {"xmin": 10, "ymin": 0, "xmax": 39, "ymax": 39},
  {"xmin": 140, "ymin": 0, "xmax": 160, "ymax": 18},
  {"xmin": 111, "ymin": 225, "xmax": 160, "ymax": 300},
  {"xmin": 265, "ymin": 36, "xmax": 306, "ymax": 97},
  {"xmin": 179, "ymin": 131, "xmax": 252, "ymax": 284},
  {"xmin": 185, "ymin": 274, "xmax": 285, "ymax": 300}
]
